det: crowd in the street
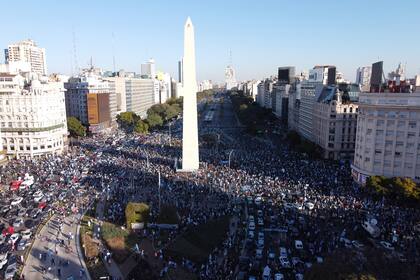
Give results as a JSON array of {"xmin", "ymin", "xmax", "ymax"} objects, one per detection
[{"xmin": 1, "ymin": 94, "xmax": 419, "ymax": 280}]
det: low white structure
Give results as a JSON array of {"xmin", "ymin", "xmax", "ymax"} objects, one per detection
[
  {"xmin": 0, "ymin": 72, "xmax": 67, "ymax": 159},
  {"xmin": 181, "ymin": 17, "xmax": 199, "ymax": 171}
]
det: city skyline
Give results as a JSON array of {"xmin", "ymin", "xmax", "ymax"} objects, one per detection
[{"xmin": 1, "ymin": 0, "xmax": 420, "ymax": 82}]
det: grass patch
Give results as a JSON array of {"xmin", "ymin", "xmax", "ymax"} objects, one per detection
[
  {"xmin": 166, "ymin": 216, "xmax": 231, "ymax": 263},
  {"xmin": 101, "ymin": 222, "xmax": 140, "ymax": 264}
]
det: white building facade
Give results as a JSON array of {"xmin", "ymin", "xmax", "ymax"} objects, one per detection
[
  {"xmin": 125, "ymin": 78, "xmax": 155, "ymax": 119},
  {"xmin": 5, "ymin": 40, "xmax": 47, "ymax": 76},
  {"xmin": 352, "ymin": 91, "xmax": 420, "ymax": 184},
  {"xmin": 0, "ymin": 73, "xmax": 67, "ymax": 159}
]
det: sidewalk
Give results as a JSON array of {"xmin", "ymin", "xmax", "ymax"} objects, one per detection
[{"xmin": 95, "ymin": 198, "xmax": 124, "ymax": 279}]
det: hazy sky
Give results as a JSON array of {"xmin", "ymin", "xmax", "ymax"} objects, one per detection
[{"xmin": 1, "ymin": 0, "xmax": 419, "ymax": 83}]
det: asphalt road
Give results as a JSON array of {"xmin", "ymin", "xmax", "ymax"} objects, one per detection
[{"xmin": 22, "ymin": 213, "xmax": 88, "ymax": 280}]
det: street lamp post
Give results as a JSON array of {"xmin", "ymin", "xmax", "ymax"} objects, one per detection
[
  {"xmin": 158, "ymin": 171, "xmax": 161, "ymax": 213},
  {"xmin": 168, "ymin": 123, "xmax": 172, "ymax": 146},
  {"xmin": 228, "ymin": 149, "xmax": 234, "ymax": 168}
]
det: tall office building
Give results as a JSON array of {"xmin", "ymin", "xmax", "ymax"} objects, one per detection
[
  {"xmin": 225, "ymin": 65, "xmax": 237, "ymax": 90},
  {"xmin": 64, "ymin": 70, "xmax": 112, "ymax": 133},
  {"xmin": 308, "ymin": 65, "xmax": 336, "ymax": 85},
  {"xmin": 356, "ymin": 66, "xmax": 371, "ymax": 91},
  {"xmin": 278, "ymin": 67, "xmax": 295, "ymax": 84},
  {"xmin": 125, "ymin": 78, "xmax": 155, "ymax": 119},
  {"xmin": 352, "ymin": 90, "xmax": 420, "ymax": 183},
  {"xmin": 140, "ymin": 58, "xmax": 156, "ymax": 79},
  {"xmin": 5, "ymin": 40, "xmax": 47, "ymax": 76},
  {"xmin": 0, "ymin": 72, "xmax": 67, "ymax": 159}
]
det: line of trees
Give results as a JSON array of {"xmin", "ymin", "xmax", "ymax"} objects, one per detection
[
  {"xmin": 230, "ymin": 91, "xmax": 275, "ymax": 135},
  {"xmin": 117, "ymin": 97, "xmax": 183, "ymax": 134},
  {"xmin": 286, "ymin": 131, "xmax": 322, "ymax": 159},
  {"xmin": 197, "ymin": 89, "xmax": 214, "ymax": 102},
  {"xmin": 365, "ymin": 175, "xmax": 420, "ymax": 207}
]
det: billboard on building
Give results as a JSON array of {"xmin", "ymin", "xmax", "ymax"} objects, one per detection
[
  {"xmin": 87, "ymin": 94, "xmax": 99, "ymax": 125},
  {"xmin": 97, "ymin": 93, "xmax": 110, "ymax": 123}
]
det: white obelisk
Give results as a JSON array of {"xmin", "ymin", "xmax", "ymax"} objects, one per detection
[{"xmin": 181, "ymin": 17, "xmax": 199, "ymax": 171}]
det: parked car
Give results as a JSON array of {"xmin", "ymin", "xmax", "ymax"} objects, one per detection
[
  {"xmin": 21, "ymin": 229, "xmax": 32, "ymax": 240},
  {"xmin": 9, "ymin": 233, "xmax": 20, "ymax": 244},
  {"xmin": 10, "ymin": 197, "xmax": 23, "ymax": 206},
  {"xmin": 274, "ymin": 273, "xmax": 285, "ymax": 280},
  {"xmin": 0, "ymin": 252, "xmax": 8, "ymax": 270},
  {"xmin": 17, "ymin": 239, "xmax": 29, "ymax": 251},
  {"xmin": 380, "ymin": 241, "xmax": 395, "ymax": 250},
  {"xmin": 295, "ymin": 240, "xmax": 303, "ymax": 250},
  {"xmin": 279, "ymin": 247, "xmax": 288, "ymax": 258},
  {"xmin": 30, "ymin": 208, "xmax": 41, "ymax": 219},
  {"xmin": 17, "ymin": 208, "xmax": 26, "ymax": 217},
  {"xmin": 279, "ymin": 257, "xmax": 291, "ymax": 268},
  {"xmin": 12, "ymin": 218, "xmax": 23, "ymax": 228},
  {"xmin": 4, "ymin": 263, "xmax": 17, "ymax": 279}
]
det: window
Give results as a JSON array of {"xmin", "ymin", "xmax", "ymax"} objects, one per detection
[
  {"xmin": 375, "ymin": 150, "xmax": 382, "ymax": 155},
  {"xmin": 409, "ymin": 121, "xmax": 417, "ymax": 128}
]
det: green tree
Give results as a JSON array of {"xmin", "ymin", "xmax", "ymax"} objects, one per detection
[
  {"xmin": 146, "ymin": 113, "xmax": 163, "ymax": 128},
  {"xmin": 117, "ymin": 112, "xmax": 137, "ymax": 128},
  {"xmin": 134, "ymin": 120, "xmax": 149, "ymax": 134},
  {"xmin": 67, "ymin": 117, "xmax": 86, "ymax": 137},
  {"xmin": 125, "ymin": 202, "xmax": 150, "ymax": 229},
  {"xmin": 164, "ymin": 104, "xmax": 179, "ymax": 120}
]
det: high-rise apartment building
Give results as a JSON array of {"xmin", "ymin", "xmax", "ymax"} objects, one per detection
[
  {"xmin": 0, "ymin": 72, "xmax": 67, "ymax": 159},
  {"xmin": 5, "ymin": 40, "xmax": 47, "ymax": 76},
  {"xmin": 356, "ymin": 66, "xmax": 371, "ymax": 91},
  {"xmin": 351, "ymin": 91, "xmax": 420, "ymax": 184},
  {"xmin": 140, "ymin": 58, "xmax": 156, "ymax": 79}
]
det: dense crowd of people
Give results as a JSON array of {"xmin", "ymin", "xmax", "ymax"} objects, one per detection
[{"xmin": 2, "ymin": 95, "xmax": 419, "ymax": 279}]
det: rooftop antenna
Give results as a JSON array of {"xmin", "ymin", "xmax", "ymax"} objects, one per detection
[
  {"xmin": 72, "ymin": 28, "xmax": 79, "ymax": 75},
  {"xmin": 69, "ymin": 50, "xmax": 73, "ymax": 76},
  {"xmin": 112, "ymin": 32, "xmax": 116, "ymax": 73}
]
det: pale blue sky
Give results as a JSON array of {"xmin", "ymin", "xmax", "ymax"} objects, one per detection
[{"xmin": 1, "ymin": 0, "xmax": 419, "ymax": 83}]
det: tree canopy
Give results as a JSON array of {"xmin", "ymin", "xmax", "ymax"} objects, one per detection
[
  {"xmin": 365, "ymin": 176, "xmax": 420, "ymax": 207},
  {"xmin": 67, "ymin": 116, "xmax": 86, "ymax": 137},
  {"xmin": 125, "ymin": 202, "xmax": 150, "ymax": 229},
  {"xmin": 134, "ymin": 120, "xmax": 149, "ymax": 134},
  {"xmin": 146, "ymin": 113, "xmax": 163, "ymax": 128}
]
